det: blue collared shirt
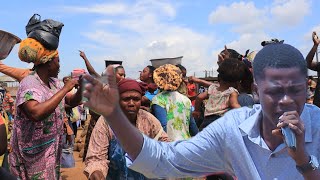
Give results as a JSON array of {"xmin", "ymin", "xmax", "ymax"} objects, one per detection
[{"xmin": 128, "ymin": 104, "xmax": 320, "ymax": 180}]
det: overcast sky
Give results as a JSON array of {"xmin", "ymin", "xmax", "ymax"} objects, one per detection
[{"xmin": 1, "ymin": 0, "xmax": 320, "ymax": 79}]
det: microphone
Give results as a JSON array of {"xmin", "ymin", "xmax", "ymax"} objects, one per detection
[{"xmin": 279, "ymin": 115, "xmax": 296, "ymax": 151}]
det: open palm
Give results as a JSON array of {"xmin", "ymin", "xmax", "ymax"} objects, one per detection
[{"xmin": 83, "ymin": 66, "xmax": 120, "ymax": 117}]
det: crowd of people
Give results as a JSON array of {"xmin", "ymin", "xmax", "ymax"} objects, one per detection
[{"xmin": 0, "ymin": 15, "xmax": 320, "ymax": 180}]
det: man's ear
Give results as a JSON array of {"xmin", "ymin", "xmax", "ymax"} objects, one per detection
[{"xmin": 252, "ymin": 82, "xmax": 260, "ymax": 103}]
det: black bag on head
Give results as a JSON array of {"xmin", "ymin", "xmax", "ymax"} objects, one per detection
[{"xmin": 25, "ymin": 14, "xmax": 64, "ymax": 50}]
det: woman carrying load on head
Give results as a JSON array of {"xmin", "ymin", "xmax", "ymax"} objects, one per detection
[{"xmin": 9, "ymin": 38, "xmax": 82, "ymax": 180}]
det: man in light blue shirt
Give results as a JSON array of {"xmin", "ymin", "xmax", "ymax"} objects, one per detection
[
  {"xmin": 128, "ymin": 104, "xmax": 320, "ymax": 179},
  {"xmin": 82, "ymin": 43, "xmax": 320, "ymax": 180}
]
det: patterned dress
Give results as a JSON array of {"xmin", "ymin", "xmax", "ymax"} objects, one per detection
[
  {"xmin": 9, "ymin": 73, "xmax": 65, "ymax": 180},
  {"xmin": 152, "ymin": 91, "xmax": 191, "ymax": 141},
  {"xmin": 84, "ymin": 109, "xmax": 169, "ymax": 178},
  {"xmin": 204, "ymin": 84, "xmax": 239, "ymax": 117}
]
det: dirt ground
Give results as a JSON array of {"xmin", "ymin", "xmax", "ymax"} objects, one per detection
[
  {"xmin": 61, "ymin": 126, "xmax": 87, "ymax": 180},
  {"xmin": 61, "ymin": 150, "xmax": 87, "ymax": 180}
]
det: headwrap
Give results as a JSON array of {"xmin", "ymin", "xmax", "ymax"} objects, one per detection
[
  {"xmin": 118, "ymin": 79, "xmax": 146, "ymax": 95},
  {"xmin": 18, "ymin": 38, "xmax": 59, "ymax": 65},
  {"xmin": 153, "ymin": 64, "xmax": 182, "ymax": 91}
]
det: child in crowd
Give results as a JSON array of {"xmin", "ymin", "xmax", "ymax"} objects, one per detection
[{"xmin": 193, "ymin": 58, "xmax": 245, "ymax": 130}]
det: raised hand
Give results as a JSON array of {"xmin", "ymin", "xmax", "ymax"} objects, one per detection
[
  {"xmin": 79, "ymin": 50, "xmax": 87, "ymax": 59},
  {"xmin": 272, "ymin": 111, "xmax": 309, "ymax": 165},
  {"xmin": 63, "ymin": 78, "xmax": 78, "ymax": 92},
  {"xmin": 312, "ymin": 32, "xmax": 320, "ymax": 46},
  {"xmin": 217, "ymin": 45, "xmax": 230, "ymax": 65},
  {"xmin": 82, "ymin": 65, "xmax": 120, "ymax": 117}
]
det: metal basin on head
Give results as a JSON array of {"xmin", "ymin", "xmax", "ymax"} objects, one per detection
[
  {"xmin": 0, "ymin": 30, "xmax": 21, "ymax": 60},
  {"xmin": 150, "ymin": 56, "xmax": 183, "ymax": 68},
  {"xmin": 105, "ymin": 60, "xmax": 123, "ymax": 68}
]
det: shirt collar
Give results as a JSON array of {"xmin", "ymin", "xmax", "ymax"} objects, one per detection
[{"xmin": 238, "ymin": 104, "xmax": 312, "ymax": 143}]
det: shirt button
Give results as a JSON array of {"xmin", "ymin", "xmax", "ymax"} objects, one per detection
[{"xmin": 270, "ymin": 153, "xmax": 276, "ymax": 158}]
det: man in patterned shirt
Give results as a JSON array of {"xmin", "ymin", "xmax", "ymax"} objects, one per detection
[{"xmin": 84, "ymin": 79, "xmax": 169, "ymax": 179}]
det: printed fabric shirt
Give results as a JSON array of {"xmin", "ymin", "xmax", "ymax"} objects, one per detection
[
  {"xmin": 9, "ymin": 72, "xmax": 65, "ymax": 180},
  {"xmin": 3, "ymin": 92, "xmax": 15, "ymax": 114},
  {"xmin": 84, "ymin": 109, "xmax": 169, "ymax": 178},
  {"xmin": 128, "ymin": 104, "xmax": 320, "ymax": 180},
  {"xmin": 152, "ymin": 91, "xmax": 192, "ymax": 141},
  {"xmin": 204, "ymin": 83, "xmax": 238, "ymax": 117}
]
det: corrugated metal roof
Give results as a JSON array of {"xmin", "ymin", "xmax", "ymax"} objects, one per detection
[{"xmin": 0, "ymin": 75, "xmax": 16, "ymax": 82}]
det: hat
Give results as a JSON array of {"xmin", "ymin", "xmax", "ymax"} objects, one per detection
[
  {"xmin": 153, "ymin": 64, "xmax": 182, "ymax": 91},
  {"xmin": 118, "ymin": 78, "xmax": 146, "ymax": 95},
  {"xmin": 18, "ymin": 38, "xmax": 58, "ymax": 65}
]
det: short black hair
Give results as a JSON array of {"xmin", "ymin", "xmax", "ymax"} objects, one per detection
[
  {"xmin": 147, "ymin": 65, "xmax": 156, "ymax": 74},
  {"xmin": 240, "ymin": 66, "xmax": 253, "ymax": 93},
  {"xmin": 217, "ymin": 58, "xmax": 246, "ymax": 83},
  {"xmin": 115, "ymin": 65, "xmax": 124, "ymax": 71},
  {"xmin": 253, "ymin": 43, "xmax": 307, "ymax": 82},
  {"xmin": 221, "ymin": 49, "xmax": 242, "ymax": 60}
]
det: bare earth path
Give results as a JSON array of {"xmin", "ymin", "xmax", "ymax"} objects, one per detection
[
  {"xmin": 61, "ymin": 151, "xmax": 87, "ymax": 180},
  {"xmin": 61, "ymin": 126, "xmax": 87, "ymax": 180}
]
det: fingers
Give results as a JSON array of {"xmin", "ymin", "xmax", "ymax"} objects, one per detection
[
  {"xmin": 288, "ymin": 123, "xmax": 304, "ymax": 135},
  {"xmin": 277, "ymin": 111, "xmax": 304, "ymax": 136},
  {"xmin": 105, "ymin": 65, "xmax": 117, "ymax": 88},
  {"xmin": 83, "ymin": 74, "xmax": 99, "ymax": 86},
  {"xmin": 218, "ymin": 54, "xmax": 223, "ymax": 64},
  {"xmin": 272, "ymin": 128, "xmax": 282, "ymax": 137}
]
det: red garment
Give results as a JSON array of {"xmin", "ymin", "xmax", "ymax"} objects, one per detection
[
  {"xmin": 187, "ymin": 83, "xmax": 197, "ymax": 96},
  {"xmin": 0, "ymin": 115, "xmax": 4, "ymax": 125},
  {"xmin": 187, "ymin": 83, "xmax": 197, "ymax": 106}
]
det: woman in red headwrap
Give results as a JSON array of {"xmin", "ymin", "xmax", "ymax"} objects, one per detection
[{"xmin": 84, "ymin": 79, "xmax": 169, "ymax": 180}]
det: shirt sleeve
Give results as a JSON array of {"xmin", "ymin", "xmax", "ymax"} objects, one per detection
[
  {"xmin": 228, "ymin": 87, "xmax": 239, "ymax": 94},
  {"xmin": 84, "ymin": 117, "xmax": 111, "ymax": 178},
  {"xmin": 151, "ymin": 104, "xmax": 167, "ymax": 132},
  {"xmin": 16, "ymin": 77, "xmax": 44, "ymax": 107},
  {"xmin": 128, "ymin": 117, "xmax": 231, "ymax": 179},
  {"xmin": 207, "ymin": 84, "xmax": 216, "ymax": 95},
  {"xmin": 0, "ymin": 61, "xmax": 30, "ymax": 82}
]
